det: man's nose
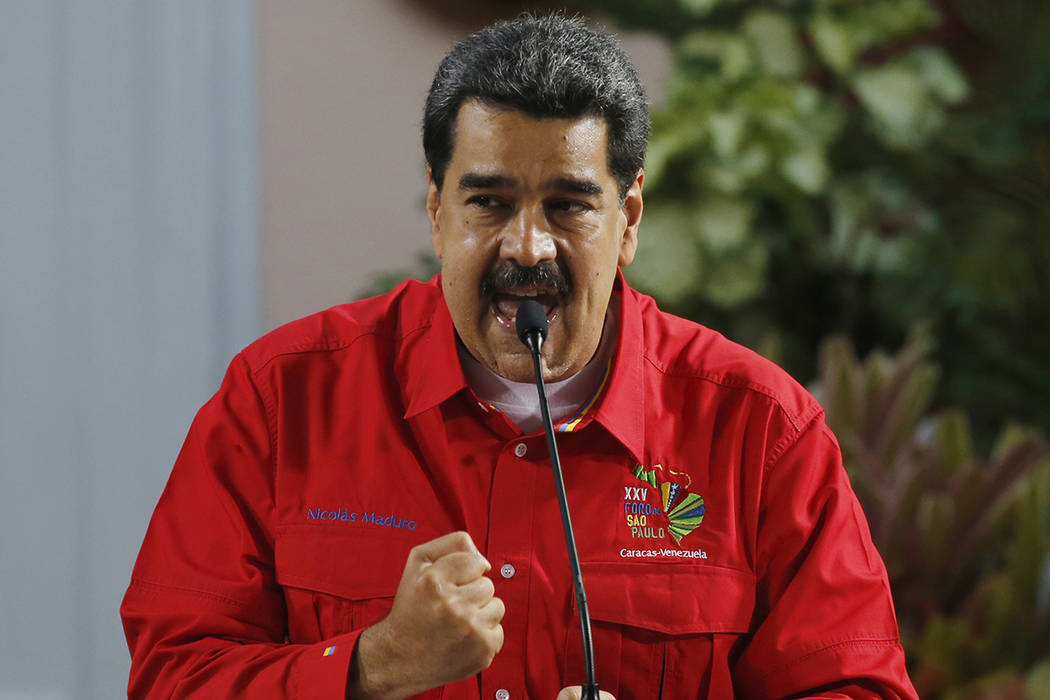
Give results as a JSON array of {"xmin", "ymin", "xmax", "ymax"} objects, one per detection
[{"xmin": 498, "ymin": 207, "xmax": 556, "ymax": 267}]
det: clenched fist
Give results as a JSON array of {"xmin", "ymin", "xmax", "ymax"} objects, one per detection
[{"xmin": 348, "ymin": 531, "xmax": 505, "ymax": 700}]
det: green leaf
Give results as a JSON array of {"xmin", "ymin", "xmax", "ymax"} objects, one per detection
[
  {"xmin": 780, "ymin": 145, "xmax": 829, "ymax": 194},
  {"xmin": 721, "ymin": 37, "xmax": 752, "ymax": 81},
  {"xmin": 810, "ymin": 13, "xmax": 854, "ymax": 74},
  {"xmin": 627, "ymin": 203, "xmax": 705, "ymax": 304},
  {"xmin": 679, "ymin": 0, "xmax": 719, "ymax": 17},
  {"xmin": 679, "ymin": 29, "xmax": 731, "ymax": 62},
  {"xmin": 817, "ymin": 335, "xmax": 861, "ymax": 435},
  {"xmin": 918, "ymin": 493, "xmax": 955, "ymax": 576},
  {"xmin": 838, "ymin": 0, "xmax": 941, "ymax": 55},
  {"xmin": 913, "ymin": 47, "xmax": 970, "ymax": 104},
  {"xmin": 853, "ymin": 62, "xmax": 940, "ymax": 148},
  {"xmin": 933, "ymin": 410, "xmax": 974, "ymax": 478},
  {"xmin": 695, "ymin": 195, "xmax": 755, "ymax": 252},
  {"xmin": 679, "ymin": 30, "xmax": 751, "ymax": 81},
  {"xmin": 874, "ymin": 360, "xmax": 939, "ymax": 467},
  {"xmin": 702, "ymin": 239, "xmax": 768, "ymax": 307},
  {"xmin": 742, "ymin": 9, "xmax": 804, "ymax": 78},
  {"xmin": 1027, "ymin": 660, "xmax": 1050, "ymax": 700},
  {"xmin": 643, "ymin": 115, "xmax": 708, "ymax": 187},
  {"xmin": 707, "ymin": 110, "xmax": 746, "ymax": 157},
  {"xmin": 827, "ymin": 172, "xmax": 937, "ymax": 272}
]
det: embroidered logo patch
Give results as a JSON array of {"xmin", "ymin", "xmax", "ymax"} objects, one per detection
[{"xmin": 632, "ymin": 464, "xmax": 705, "ymax": 544}]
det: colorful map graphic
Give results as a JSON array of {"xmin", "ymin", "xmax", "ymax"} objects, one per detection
[{"xmin": 633, "ymin": 465, "xmax": 705, "ymax": 544}]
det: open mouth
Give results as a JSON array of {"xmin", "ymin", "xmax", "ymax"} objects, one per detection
[{"xmin": 491, "ymin": 289, "xmax": 560, "ymax": 330}]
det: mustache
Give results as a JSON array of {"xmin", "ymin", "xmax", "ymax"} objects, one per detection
[{"xmin": 480, "ymin": 261, "xmax": 572, "ymax": 298}]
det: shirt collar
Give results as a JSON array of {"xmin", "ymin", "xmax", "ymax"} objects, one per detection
[
  {"xmin": 399, "ymin": 276, "xmax": 467, "ymax": 419},
  {"xmin": 398, "ymin": 272, "xmax": 648, "ymax": 465},
  {"xmin": 591, "ymin": 270, "xmax": 647, "ymax": 465}
]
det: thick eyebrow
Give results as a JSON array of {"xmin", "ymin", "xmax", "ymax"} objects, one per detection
[
  {"xmin": 458, "ymin": 173, "xmax": 516, "ymax": 191},
  {"xmin": 457, "ymin": 172, "xmax": 604, "ymax": 197},
  {"xmin": 546, "ymin": 177, "xmax": 603, "ymax": 196}
]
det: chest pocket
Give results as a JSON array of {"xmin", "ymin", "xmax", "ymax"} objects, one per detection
[
  {"xmin": 276, "ymin": 527, "xmax": 435, "ymax": 644},
  {"xmin": 275, "ymin": 527, "xmax": 418, "ymax": 642},
  {"xmin": 564, "ymin": 562, "xmax": 756, "ymax": 700}
]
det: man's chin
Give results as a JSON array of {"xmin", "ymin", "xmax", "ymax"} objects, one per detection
[
  {"xmin": 476, "ymin": 324, "xmax": 575, "ymax": 383},
  {"xmin": 488, "ymin": 351, "xmax": 537, "ymax": 384},
  {"xmin": 491, "ymin": 349, "xmax": 582, "ymax": 384}
]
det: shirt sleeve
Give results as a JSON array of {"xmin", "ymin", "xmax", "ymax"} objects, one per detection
[
  {"xmin": 120, "ymin": 353, "xmax": 357, "ymax": 699},
  {"xmin": 733, "ymin": 414, "xmax": 918, "ymax": 699}
]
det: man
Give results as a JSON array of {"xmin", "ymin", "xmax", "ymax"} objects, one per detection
[{"xmin": 122, "ymin": 14, "xmax": 918, "ymax": 699}]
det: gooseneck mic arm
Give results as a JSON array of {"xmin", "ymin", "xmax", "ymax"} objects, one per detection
[{"xmin": 515, "ymin": 300, "xmax": 600, "ymax": 700}]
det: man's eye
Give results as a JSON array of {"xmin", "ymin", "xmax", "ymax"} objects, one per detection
[
  {"xmin": 548, "ymin": 200, "xmax": 589, "ymax": 214},
  {"xmin": 468, "ymin": 195, "xmax": 502, "ymax": 209}
]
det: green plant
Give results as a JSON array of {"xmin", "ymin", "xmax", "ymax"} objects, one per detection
[
  {"xmin": 814, "ymin": 329, "xmax": 1050, "ymax": 697},
  {"xmin": 574, "ymin": 0, "xmax": 1050, "ymax": 451}
]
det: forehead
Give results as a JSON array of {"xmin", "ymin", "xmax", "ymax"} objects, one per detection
[{"xmin": 447, "ymin": 99, "xmax": 612, "ymax": 185}]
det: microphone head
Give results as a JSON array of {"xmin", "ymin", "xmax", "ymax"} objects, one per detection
[{"xmin": 515, "ymin": 299, "xmax": 549, "ymax": 350}]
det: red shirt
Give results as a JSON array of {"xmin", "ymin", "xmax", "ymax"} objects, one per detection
[{"xmin": 121, "ymin": 275, "xmax": 917, "ymax": 699}]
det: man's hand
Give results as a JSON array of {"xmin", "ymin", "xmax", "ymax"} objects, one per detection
[
  {"xmin": 348, "ymin": 531, "xmax": 505, "ymax": 700},
  {"xmin": 556, "ymin": 687, "xmax": 616, "ymax": 700}
]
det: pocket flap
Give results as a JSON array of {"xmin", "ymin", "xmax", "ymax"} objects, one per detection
[
  {"xmin": 581, "ymin": 562, "xmax": 756, "ymax": 635},
  {"xmin": 275, "ymin": 527, "xmax": 420, "ymax": 600}
]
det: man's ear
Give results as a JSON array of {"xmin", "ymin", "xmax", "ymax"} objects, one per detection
[
  {"xmin": 426, "ymin": 168, "xmax": 443, "ymax": 259},
  {"xmin": 617, "ymin": 169, "xmax": 644, "ymax": 267}
]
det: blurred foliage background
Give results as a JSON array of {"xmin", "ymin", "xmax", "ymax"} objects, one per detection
[{"xmin": 377, "ymin": 0, "xmax": 1050, "ymax": 696}]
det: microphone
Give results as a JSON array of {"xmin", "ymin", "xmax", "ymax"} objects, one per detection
[{"xmin": 516, "ymin": 300, "xmax": 600, "ymax": 700}]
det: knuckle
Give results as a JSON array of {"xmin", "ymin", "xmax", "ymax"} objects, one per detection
[
  {"xmin": 437, "ymin": 598, "xmax": 470, "ymax": 628},
  {"xmin": 408, "ymin": 542, "xmax": 427, "ymax": 563},
  {"xmin": 450, "ymin": 551, "xmax": 474, "ymax": 570},
  {"xmin": 435, "ymin": 596, "xmax": 456, "ymax": 619},
  {"xmin": 419, "ymin": 568, "xmax": 444, "ymax": 596}
]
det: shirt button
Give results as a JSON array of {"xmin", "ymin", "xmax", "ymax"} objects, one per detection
[
  {"xmin": 495, "ymin": 690, "xmax": 510, "ymax": 700},
  {"xmin": 500, "ymin": 563, "xmax": 516, "ymax": 579},
  {"xmin": 513, "ymin": 442, "xmax": 527, "ymax": 458}
]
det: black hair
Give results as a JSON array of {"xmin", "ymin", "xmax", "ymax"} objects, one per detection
[{"xmin": 423, "ymin": 13, "xmax": 649, "ymax": 200}]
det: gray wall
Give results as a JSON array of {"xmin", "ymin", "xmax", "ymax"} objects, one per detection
[
  {"xmin": 0, "ymin": 2, "xmax": 258, "ymax": 697},
  {"xmin": 258, "ymin": 0, "xmax": 461, "ymax": 330}
]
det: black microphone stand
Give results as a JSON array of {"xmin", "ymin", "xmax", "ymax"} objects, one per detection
[{"xmin": 517, "ymin": 300, "xmax": 600, "ymax": 700}]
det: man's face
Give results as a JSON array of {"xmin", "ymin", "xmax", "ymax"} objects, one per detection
[{"xmin": 428, "ymin": 99, "xmax": 643, "ymax": 383}]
